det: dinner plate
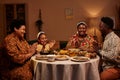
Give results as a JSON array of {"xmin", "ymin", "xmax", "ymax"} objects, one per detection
[
  {"xmin": 35, "ymin": 55, "xmax": 48, "ymax": 60},
  {"xmin": 55, "ymin": 55, "xmax": 69, "ymax": 61},
  {"xmin": 71, "ymin": 56, "xmax": 90, "ymax": 62}
]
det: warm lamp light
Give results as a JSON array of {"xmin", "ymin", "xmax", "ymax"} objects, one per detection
[
  {"xmin": 88, "ymin": 11, "xmax": 99, "ymax": 17},
  {"xmin": 84, "ymin": 7, "xmax": 102, "ymax": 17},
  {"xmin": 88, "ymin": 17, "xmax": 100, "ymax": 41},
  {"xmin": 88, "ymin": 17, "xmax": 99, "ymax": 28}
]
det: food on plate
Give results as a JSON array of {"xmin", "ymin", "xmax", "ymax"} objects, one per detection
[
  {"xmin": 56, "ymin": 55, "xmax": 67, "ymax": 58},
  {"xmin": 84, "ymin": 53, "xmax": 91, "ymax": 58},
  {"xmin": 59, "ymin": 49, "xmax": 69, "ymax": 55},
  {"xmin": 71, "ymin": 56, "xmax": 90, "ymax": 62},
  {"xmin": 55, "ymin": 55, "xmax": 69, "ymax": 60},
  {"xmin": 74, "ymin": 57, "xmax": 89, "ymax": 60},
  {"xmin": 68, "ymin": 51, "xmax": 78, "ymax": 57},
  {"xmin": 67, "ymin": 48, "xmax": 80, "ymax": 57},
  {"xmin": 78, "ymin": 51, "xmax": 88, "ymax": 56},
  {"xmin": 77, "ymin": 51, "xmax": 96, "ymax": 58},
  {"xmin": 57, "ymin": 49, "xmax": 97, "ymax": 58},
  {"xmin": 68, "ymin": 48, "xmax": 80, "ymax": 52},
  {"xmin": 35, "ymin": 55, "xmax": 48, "ymax": 60},
  {"xmin": 84, "ymin": 52, "xmax": 96, "ymax": 58}
]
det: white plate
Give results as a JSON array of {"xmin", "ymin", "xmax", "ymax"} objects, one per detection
[
  {"xmin": 47, "ymin": 54, "xmax": 56, "ymax": 57},
  {"xmin": 55, "ymin": 55, "xmax": 69, "ymax": 60},
  {"xmin": 36, "ymin": 55, "xmax": 48, "ymax": 60},
  {"xmin": 71, "ymin": 56, "xmax": 90, "ymax": 62}
]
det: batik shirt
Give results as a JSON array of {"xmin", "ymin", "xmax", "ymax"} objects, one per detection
[
  {"xmin": 4, "ymin": 33, "xmax": 31, "ymax": 64},
  {"xmin": 0, "ymin": 33, "xmax": 33, "ymax": 80},
  {"xmin": 66, "ymin": 33, "xmax": 95, "ymax": 51},
  {"xmin": 100, "ymin": 31, "xmax": 120, "ymax": 70}
]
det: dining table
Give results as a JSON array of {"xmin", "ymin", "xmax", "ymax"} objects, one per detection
[{"xmin": 31, "ymin": 54, "xmax": 100, "ymax": 80}]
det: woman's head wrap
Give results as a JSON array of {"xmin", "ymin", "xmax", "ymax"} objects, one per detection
[
  {"xmin": 77, "ymin": 21, "xmax": 87, "ymax": 28},
  {"xmin": 37, "ymin": 31, "xmax": 45, "ymax": 39}
]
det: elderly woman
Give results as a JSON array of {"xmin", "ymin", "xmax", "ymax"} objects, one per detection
[
  {"xmin": 35, "ymin": 31, "xmax": 56, "ymax": 53},
  {"xmin": 0, "ymin": 19, "xmax": 37, "ymax": 80},
  {"xmin": 66, "ymin": 21, "xmax": 95, "ymax": 52}
]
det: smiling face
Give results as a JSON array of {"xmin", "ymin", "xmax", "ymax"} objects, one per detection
[
  {"xmin": 14, "ymin": 25, "xmax": 26, "ymax": 39},
  {"xmin": 77, "ymin": 24, "xmax": 87, "ymax": 36},
  {"xmin": 38, "ymin": 33, "xmax": 48, "ymax": 45}
]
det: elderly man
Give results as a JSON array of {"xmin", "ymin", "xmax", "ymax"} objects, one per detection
[{"xmin": 94, "ymin": 17, "xmax": 120, "ymax": 80}]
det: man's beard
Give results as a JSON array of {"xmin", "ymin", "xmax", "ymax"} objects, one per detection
[{"xmin": 100, "ymin": 30, "xmax": 107, "ymax": 41}]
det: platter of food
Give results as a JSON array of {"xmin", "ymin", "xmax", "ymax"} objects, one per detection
[
  {"xmin": 68, "ymin": 48, "xmax": 80, "ymax": 52},
  {"xmin": 55, "ymin": 55, "xmax": 69, "ymax": 60},
  {"xmin": 71, "ymin": 56, "xmax": 90, "ymax": 62}
]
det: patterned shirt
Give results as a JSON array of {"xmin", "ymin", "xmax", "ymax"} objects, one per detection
[
  {"xmin": 4, "ymin": 33, "xmax": 31, "ymax": 64},
  {"xmin": 66, "ymin": 33, "xmax": 95, "ymax": 51},
  {"xmin": 100, "ymin": 31, "xmax": 120, "ymax": 69},
  {"xmin": 0, "ymin": 33, "xmax": 33, "ymax": 80},
  {"xmin": 36, "ymin": 43, "xmax": 54, "ymax": 52}
]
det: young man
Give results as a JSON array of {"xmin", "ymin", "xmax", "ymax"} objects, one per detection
[{"xmin": 94, "ymin": 17, "xmax": 120, "ymax": 80}]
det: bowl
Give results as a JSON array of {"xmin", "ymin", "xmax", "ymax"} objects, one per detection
[
  {"xmin": 40, "ymin": 51, "xmax": 50, "ymax": 55},
  {"xmin": 47, "ymin": 55, "xmax": 56, "ymax": 62}
]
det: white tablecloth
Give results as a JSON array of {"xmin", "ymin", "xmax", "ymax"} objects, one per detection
[{"xmin": 31, "ymin": 55, "xmax": 100, "ymax": 80}]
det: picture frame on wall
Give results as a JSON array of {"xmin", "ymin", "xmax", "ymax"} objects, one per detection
[{"xmin": 65, "ymin": 8, "xmax": 73, "ymax": 19}]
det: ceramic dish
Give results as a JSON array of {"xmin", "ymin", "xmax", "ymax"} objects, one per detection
[
  {"xmin": 71, "ymin": 56, "xmax": 90, "ymax": 62},
  {"xmin": 35, "ymin": 55, "xmax": 48, "ymax": 60},
  {"xmin": 55, "ymin": 55, "xmax": 69, "ymax": 60}
]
